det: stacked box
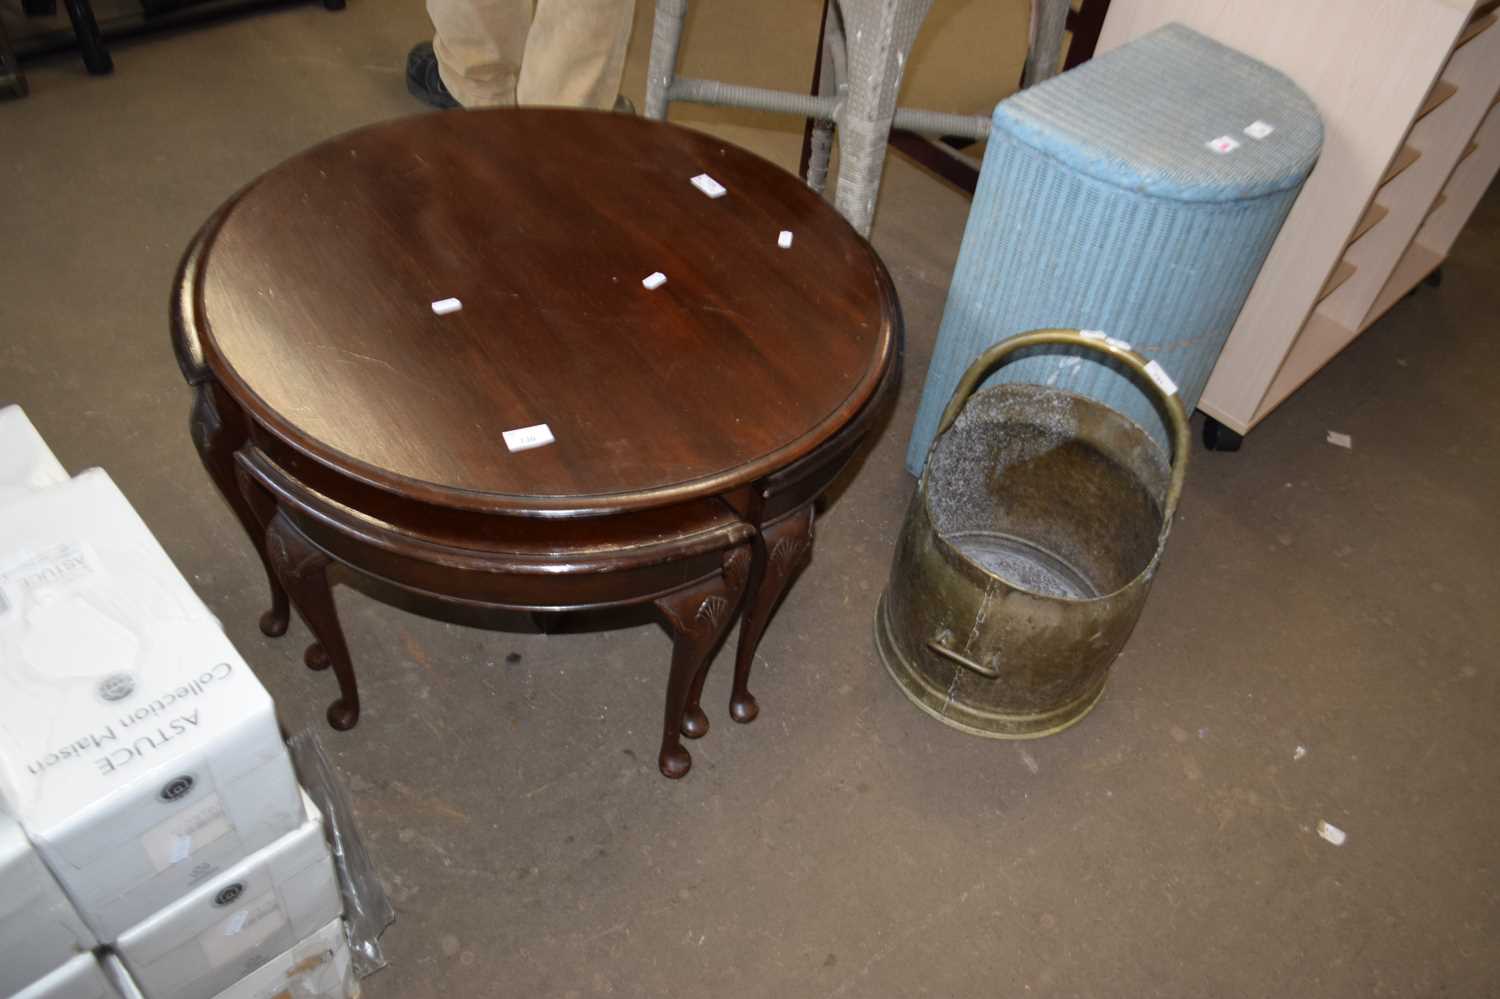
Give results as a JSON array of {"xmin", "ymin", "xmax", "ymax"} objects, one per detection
[
  {"xmin": 102, "ymin": 954, "xmax": 148, "ymax": 999},
  {"xmin": 208, "ymin": 917, "xmax": 355, "ymax": 999},
  {"xmin": 0, "ymin": 469, "xmax": 305, "ymax": 941},
  {"xmin": 11, "ymin": 953, "xmax": 121, "ymax": 999},
  {"xmin": 115, "ymin": 792, "xmax": 342, "ymax": 999},
  {"xmin": 1, "ymin": 416, "xmax": 354, "ymax": 998},
  {"xmin": 0, "ymin": 810, "xmax": 97, "ymax": 995},
  {"xmin": 0, "ymin": 404, "xmax": 68, "ymax": 501}
]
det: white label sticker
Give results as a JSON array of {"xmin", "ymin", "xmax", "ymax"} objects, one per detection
[
  {"xmin": 1316, "ymin": 820, "xmax": 1347, "ymax": 846},
  {"xmin": 641, "ymin": 271, "xmax": 667, "ymax": 290},
  {"xmin": 691, "ymin": 173, "xmax": 727, "ymax": 198},
  {"xmin": 503, "ymin": 424, "xmax": 555, "ymax": 453},
  {"xmin": 1326, "ymin": 431, "xmax": 1353, "ymax": 449},
  {"xmin": 141, "ymin": 793, "xmax": 232, "ymax": 872},
  {"xmin": 1243, "ymin": 120, "xmax": 1274, "ymax": 140},
  {"xmin": 1105, "ymin": 336, "xmax": 1133, "ymax": 351},
  {"xmin": 431, "ymin": 297, "xmax": 462, "ymax": 315},
  {"xmin": 1145, "ymin": 359, "xmax": 1178, "ymax": 396},
  {"xmin": 1207, "ymin": 135, "xmax": 1241, "ymax": 155},
  {"xmin": 200, "ymin": 894, "xmax": 287, "ymax": 968},
  {"xmin": 777, "ymin": 230, "xmax": 794, "ymax": 249}
]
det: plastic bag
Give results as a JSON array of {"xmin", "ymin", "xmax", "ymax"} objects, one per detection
[{"xmin": 288, "ymin": 729, "xmax": 395, "ymax": 979}]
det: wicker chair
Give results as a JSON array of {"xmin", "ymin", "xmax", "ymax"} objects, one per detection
[{"xmin": 644, "ymin": 0, "xmax": 1025, "ymax": 236}]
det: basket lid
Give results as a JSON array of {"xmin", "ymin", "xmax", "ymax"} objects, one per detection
[{"xmin": 992, "ymin": 22, "xmax": 1322, "ymax": 203}]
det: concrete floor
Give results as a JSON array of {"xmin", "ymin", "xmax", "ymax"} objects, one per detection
[{"xmin": 4, "ymin": 3, "xmax": 1499, "ymax": 996}]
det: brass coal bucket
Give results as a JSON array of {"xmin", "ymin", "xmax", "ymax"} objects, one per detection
[{"xmin": 877, "ymin": 329, "xmax": 1189, "ymax": 738}]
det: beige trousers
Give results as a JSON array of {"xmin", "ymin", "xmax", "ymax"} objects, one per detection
[{"xmin": 428, "ymin": 0, "xmax": 635, "ymax": 109}]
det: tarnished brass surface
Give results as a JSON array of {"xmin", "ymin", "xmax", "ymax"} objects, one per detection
[{"xmin": 877, "ymin": 329, "xmax": 1189, "ymax": 738}]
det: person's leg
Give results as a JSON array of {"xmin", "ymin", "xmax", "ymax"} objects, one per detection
[
  {"xmin": 517, "ymin": 0, "xmax": 634, "ymax": 109},
  {"xmin": 424, "ymin": 0, "xmax": 534, "ymax": 108}
]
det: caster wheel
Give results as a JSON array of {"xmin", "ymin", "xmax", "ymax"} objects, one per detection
[{"xmin": 1202, "ymin": 418, "xmax": 1243, "ymax": 452}]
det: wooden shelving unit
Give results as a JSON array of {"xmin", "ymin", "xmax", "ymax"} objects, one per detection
[
  {"xmin": 1347, "ymin": 203, "xmax": 1389, "ymax": 245},
  {"xmin": 1363, "ymin": 242, "xmax": 1445, "ymax": 332},
  {"xmin": 1382, "ymin": 145, "xmax": 1423, "ymax": 184},
  {"xmin": 1456, "ymin": 11, "xmax": 1496, "ymax": 47},
  {"xmin": 1417, "ymin": 80, "xmax": 1459, "ymax": 121},
  {"xmin": 1099, "ymin": 0, "xmax": 1500, "ymax": 438},
  {"xmin": 1317, "ymin": 261, "xmax": 1357, "ymax": 302}
]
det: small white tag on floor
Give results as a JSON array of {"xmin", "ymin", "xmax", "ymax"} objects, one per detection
[
  {"xmin": 642, "ymin": 271, "xmax": 667, "ymax": 290},
  {"xmin": 1316, "ymin": 820, "xmax": 1347, "ymax": 846},
  {"xmin": 691, "ymin": 173, "xmax": 727, "ymax": 198},
  {"xmin": 503, "ymin": 424, "xmax": 554, "ymax": 452},
  {"xmin": 1326, "ymin": 431, "xmax": 1353, "ymax": 449},
  {"xmin": 778, "ymin": 230, "xmax": 793, "ymax": 249},
  {"xmin": 431, "ymin": 297, "xmax": 462, "ymax": 315}
]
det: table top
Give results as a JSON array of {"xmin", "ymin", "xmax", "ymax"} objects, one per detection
[{"xmin": 187, "ymin": 109, "xmax": 899, "ymax": 515}]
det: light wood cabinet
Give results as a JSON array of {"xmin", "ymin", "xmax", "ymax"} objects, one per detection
[{"xmin": 1098, "ymin": 0, "xmax": 1500, "ymax": 437}]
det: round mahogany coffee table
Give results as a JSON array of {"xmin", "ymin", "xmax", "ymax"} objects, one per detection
[{"xmin": 172, "ymin": 109, "xmax": 901, "ymax": 778}]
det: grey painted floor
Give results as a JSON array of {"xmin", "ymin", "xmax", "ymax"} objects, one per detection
[{"xmin": 4, "ymin": 4, "xmax": 1498, "ymax": 996}]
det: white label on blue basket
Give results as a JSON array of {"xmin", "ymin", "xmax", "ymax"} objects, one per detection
[
  {"xmin": 1244, "ymin": 120, "xmax": 1275, "ymax": 140},
  {"xmin": 1145, "ymin": 359, "xmax": 1178, "ymax": 396},
  {"xmin": 1080, "ymin": 330, "xmax": 1108, "ymax": 341},
  {"xmin": 1106, "ymin": 336, "xmax": 1132, "ymax": 351},
  {"xmin": 691, "ymin": 174, "xmax": 727, "ymax": 198},
  {"xmin": 1207, "ymin": 135, "xmax": 1240, "ymax": 154},
  {"xmin": 503, "ymin": 423, "xmax": 554, "ymax": 452}
]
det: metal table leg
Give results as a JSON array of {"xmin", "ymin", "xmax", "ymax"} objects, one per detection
[
  {"xmin": 61, "ymin": 0, "xmax": 113, "ymax": 74},
  {"xmin": 1, "ymin": 17, "xmax": 28, "ymax": 98}
]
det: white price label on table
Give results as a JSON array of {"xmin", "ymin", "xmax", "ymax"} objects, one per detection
[
  {"xmin": 691, "ymin": 173, "xmax": 727, "ymax": 198},
  {"xmin": 503, "ymin": 424, "xmax": 555, "ymax": 452}
]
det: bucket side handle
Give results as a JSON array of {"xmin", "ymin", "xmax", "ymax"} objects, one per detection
[
  {"xmin": 931, "ymin": 328, "xmax": 1191, "ymax": 524},
  {"xmin": 927, "ymin": 630, "xmax": 1001, "ymax": 678}
]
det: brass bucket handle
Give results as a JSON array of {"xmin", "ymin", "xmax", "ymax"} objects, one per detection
[
  {"xmin": 931, "ymin": 328, "xmax": 1191, "ymax": 526},
  {"xmin": 927, "ymin": 632, "xmax": 1001, "ymax": 678}
]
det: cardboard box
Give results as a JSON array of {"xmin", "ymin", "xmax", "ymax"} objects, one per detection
[
  {"xmin": 0, "ymin": 470, "xmax": 304, "ymax": 941},
  {"xmin": 0, "ymin": 405, "xmax": 68, "ymax": 502},
  {"xmin": 0, "ymin": 809, "xmax": 96, "ymax": 995},
  {"xmin": 11, "ymin": 953, "xmax": 120, "ymax": 999},
  {"xmin": 115, "ymin": 792, "xmax": 342, "ymax": 999},
  {"xmin": 208, "ymin": 918, "xmax": 356, "ymax": 999}
]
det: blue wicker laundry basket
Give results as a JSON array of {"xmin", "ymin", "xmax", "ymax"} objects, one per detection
[{"xmin": 906, "ymin": 22, "xmax": 1321, "ymax": 472}]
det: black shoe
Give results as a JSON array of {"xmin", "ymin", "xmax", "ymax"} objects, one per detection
[{"xmin": 406, "ymin": 42, "xmax": 460, "ymax": 109}]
